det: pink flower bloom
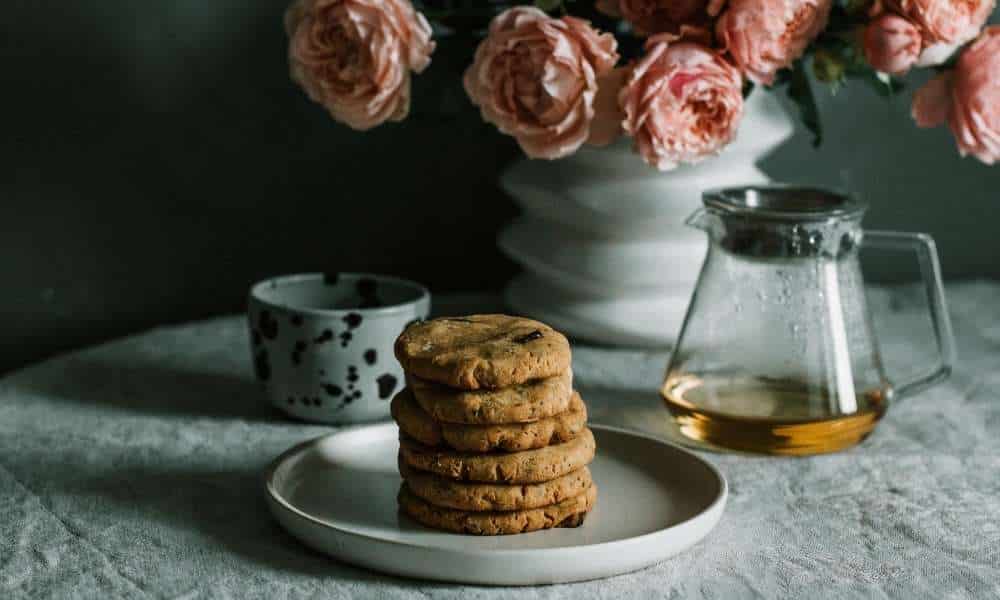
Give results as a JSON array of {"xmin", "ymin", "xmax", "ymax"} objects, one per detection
[
  {"xmin": 285, "ymin": 0, "xmax": 435, "ymax": 130},
  {"xmin": 885, "ymin": 0, "xmax": 994, "ymax": 47},
  {"xmin": 911, "ymin": 71, "xmax": 952, "ymax": 128},
  {"xmin": 464, "ymin": 7, "xmax": 619, "ymax": 160},
  {"xmin": 912, "ymin": 27, "xmax": 1000, "ymax": 164},
  {"xmin": 595, "ymin": 0, "xmax": 712, "ymax": 36},
  {"xmin": 588, "ymin": 67, "xmax": 630, "ymax": 147},
  {"xmin": 955, "ymin": 27, "xmax": 1000, "ymax": 163},
  {"xmin": 715, "ymin": 0, "xmax": 832, "ymax": 85},
  {"xmin": 619, "ymin": 36, "xmax": 744, "ymax": 170},
  {"xmin": 863, "ymin": 14, "xmax": 921, "ymax": 74}
]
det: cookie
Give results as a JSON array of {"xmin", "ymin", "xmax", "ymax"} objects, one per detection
[
  {"xmin": 398, "ymin": 481, "xmax": 597, "ymax": 535},
  {"xmin": 408, "ymin": 370, "xmax": 573, "ymax": 424},
  {"xmin": 392, "ymin": 388, "xmax": 588, "ymax": 452},
  {"xmin": 400, "ymin": 460, "xmax": 593, "ymax": 511},
  {"xmin": 394, "ymin": 315, "xmax": 571, "ymax": 390},
  {"xmin": 399, "ymin": 427, "xmax": 596, "ymax": 483}
]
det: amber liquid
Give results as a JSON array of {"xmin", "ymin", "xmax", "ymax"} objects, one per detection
[{"xmin": 662, "ymin": 374, "xmax": 889, "ymax": 455}]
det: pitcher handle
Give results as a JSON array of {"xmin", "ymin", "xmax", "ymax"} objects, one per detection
[{"xmin": 862, "ymin": 230, "xmax": 957, "ymax": 398}]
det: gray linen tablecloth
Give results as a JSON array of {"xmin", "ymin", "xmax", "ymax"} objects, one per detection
[{"xmin": 2, "ymin": 283, "xmax": 998, "ymax": 599}]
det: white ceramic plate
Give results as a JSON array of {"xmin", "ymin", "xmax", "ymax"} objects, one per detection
[{"xmin": 265, "ymin": 423, "xmax": 727, "ymax": 585}]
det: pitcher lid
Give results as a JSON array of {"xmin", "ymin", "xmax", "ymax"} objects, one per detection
[{"xmin": 702, "ymin": 185, "xmax": 867, "ymax": 221}]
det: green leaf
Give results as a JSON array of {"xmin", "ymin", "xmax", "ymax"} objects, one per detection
[
  {"xmin": 534, "ymin": 0, "xmax": 563, "ymax": 11},
  {"xmin": 787, "ymin": 59, "xmax": 823, "ymax": 147}
]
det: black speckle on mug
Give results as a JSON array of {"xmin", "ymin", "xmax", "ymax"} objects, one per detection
[
  {"xmin": 376, "ymin": 374, "xmax": 397, "ymax": 399},
  {"xmin": 314, "ymin": 329, "xmax": 334, "ymax": 344},
  {"xmin": 352, "ymin": 390, "xmax": 362, "ymax": 399},
  {"xmin": 314, "ymin": 397, "xmax": 323, "ymax": 407},
  {"xmin": 253, "ymin": 350, "xmax": 271, "ymax": 382},
  {"xmin": 347, "ymin": 371, "xmax": 359, "ymax": 383},
  {"xmin": 322, "ymin": 384, "xmax": 343, "ymax": 397},
  {"xmin": 291, "ymin": 314, "xmax": 304, "ymax": 326},
  {"xmin": 348, "ymin": 383, "xmax": 354, "ymax": 390},
  {"xmin": 364, "ymin": 349, "xmax": 377, "ymax": 365},
  {"xmin": 258, "ymin": 310, "xmax": 278, "ymax": 340},
  {"xmin": 339, "ymin": 332, "xmax": 353, "ymax": 348},
  {"xmin": 343, "ymin": 313, "xmax": 362, "ymax": 330}
]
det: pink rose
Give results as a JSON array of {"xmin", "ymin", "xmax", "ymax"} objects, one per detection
[
  {"xmin": 863, "ymin": 14, "xmax": 921, "ymax": 74},
  {"xmin": 464, "ymin": 7, "xmax": 619, "ymax": 160},
  {"xmin": 715, "ymin": 0, "xmax": 832, "ymax": 85},
  {"xmin": 285, "ymin": 0, "xmax": 435, "ymax": 131},
  {"xmin": 620, "ymin": 37, "xmax": 745, "ymax": 170},
  {"xmin": 595, "ymin": 0, "xmax": 712, "ymax": 36},
  {"xmin": 911, "ymin": 71, "xmax": 952, "ymax": 128},
  {"xmin": 913, "ymin": 27, "xmax": 1000, "ymax": 164},
  {"xmin": 886, "ymin": 0, "xmax": 994, "ymax": 47}
]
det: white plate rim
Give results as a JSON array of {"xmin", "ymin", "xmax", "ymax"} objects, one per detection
[{"xmin": 264, "ymin": 423, "xmax": 728, "ymax": 560}]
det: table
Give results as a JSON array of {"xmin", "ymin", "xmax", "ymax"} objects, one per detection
[{"xmin": 2, "ymin": 283, "xmax": 999, "ymax": 599}]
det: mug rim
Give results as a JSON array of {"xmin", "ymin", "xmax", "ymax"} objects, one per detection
[{"xmin": 249, "ymin": 272, "xmax": 430, "ymax": 318}]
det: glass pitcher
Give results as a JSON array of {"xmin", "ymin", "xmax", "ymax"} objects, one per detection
[{"xmin": 663, "ymin": 185, "xmax": 956, "ymax": 455}]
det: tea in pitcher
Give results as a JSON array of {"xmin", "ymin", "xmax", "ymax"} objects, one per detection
[{"xmin": 662, "ymin": 373, "xmax": 889, "ymax": 455}]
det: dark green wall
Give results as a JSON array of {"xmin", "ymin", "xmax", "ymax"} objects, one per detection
[{"xmin": 3, "ymin": 2, "xmax": 998, "ymax": 373}]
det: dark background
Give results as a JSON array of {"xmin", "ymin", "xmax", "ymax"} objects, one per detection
[{"xmin": 3, "ymin": 2, "xmax": 998, "ymax": 374}]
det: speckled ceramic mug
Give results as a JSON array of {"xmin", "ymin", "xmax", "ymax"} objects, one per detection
[{"xmin": 248, "ymin": 273, "xmax": 430, "ymax": 424}]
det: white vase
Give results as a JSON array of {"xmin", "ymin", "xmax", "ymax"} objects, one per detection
[{"xmin": 498, "ymin": 90, "xmax": 794, "ymax": 347}]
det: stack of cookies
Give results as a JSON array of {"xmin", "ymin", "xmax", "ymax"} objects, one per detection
[{"xmin": 391, "ymin": 314, "xmax": 597, "ymax": 536}]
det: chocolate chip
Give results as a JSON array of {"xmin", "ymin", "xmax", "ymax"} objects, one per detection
[
  {"xmin": 376, "ymin": 374, "xmax": 397, "ymax": 399},
  {"xmin": 322, "ymin": 384, "xmax": 343, "ymax": 397},
  {"xmin": 363, "ymin": 349, "xmax": 377, "ymax": 365},
  {"xmin": 513, "ymin": 330, "xmax": 543, "ymax": 344}
]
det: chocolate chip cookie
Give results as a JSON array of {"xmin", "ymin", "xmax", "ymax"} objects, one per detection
[
  {"xmin": 398, "ymin": 481, "xmax": 596, "ymax": 535},
  {"xmin": 398, "ymin": 427, "xmax": 596, "ymax": 483},
  {"xmin": 394, "ymin": 315, "xmax": 571, "ymax": 390},
  {"xmin": 392, "ymin": 388, "xmax": 587, "ymax": 452}
]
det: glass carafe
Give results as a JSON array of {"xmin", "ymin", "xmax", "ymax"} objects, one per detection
[{"xmin": 663, "ymin": 186, "xmax": 956, "ymax": 455}]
